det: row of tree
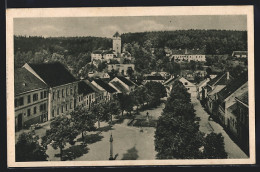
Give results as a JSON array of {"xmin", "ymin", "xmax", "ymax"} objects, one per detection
[{"xmin": 154, "ymin": 81, "xmax": 228, "ymax": 159}]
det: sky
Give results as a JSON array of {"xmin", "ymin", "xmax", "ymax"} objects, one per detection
[{"xmin": 14, "ymin": 15, "xmax": 247, "ymax": 38}]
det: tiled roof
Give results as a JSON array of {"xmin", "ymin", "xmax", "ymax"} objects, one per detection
[
  {"xmin": 117, "ymin": 76, "xmax": 135, "ymax": 86},
  {"xmin": 110, "ymin": 81, "xmax": 129, "ymax": 93},
  {"xmin": 78, "ymin": 81, "xmax": 95, "ymax": 96},
  {"xmin": 84, "ymin": 80, "xmax": 103, "ymax": 94},
  {"xmin": 28, "ymin": 62, "xmax": 77, "ymax": 87},
  {"xmin": 145, "ymin": 75, "xmax": 165, "ymax": 81},
  {"xmin": 15, "ymin": 68, "xmax": 48, "ymax": 95},
  {"xmin": 171, "ymin": 48, "xmax": 205, "ymax": 55},
  {"xmin": 164, "ymin": 77, "xmax": 179, "ymax": 85},
  {"xmin": 218, "ymin": 72, "xmax": 248, "ymax": 101},
  {"xmin": 93, "ymin": 79, "xmax": 117, "ymax": 93},
  {"xmin": 207, "ymin": 72, "xmax": 233, "ymax": 87},
  {"xmin": 236, "ymin": 91, "xmax": 248, "ymax": 106}
]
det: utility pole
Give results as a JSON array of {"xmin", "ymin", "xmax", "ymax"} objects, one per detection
[{"xmin": 109, "ymin": 133, "xmax": 114, "ymax": 160}]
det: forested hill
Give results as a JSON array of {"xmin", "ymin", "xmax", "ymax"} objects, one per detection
[
  {"xmin": 121, "ymin": 30, "xmax": 247, "ymax": 54},
  {"xmin": 14, "ymin": 36, "xmax": 112, "ymax": 55},
  {"xmin": 14, "ymin": 30, "xmax": 247, "ymax": 77}
]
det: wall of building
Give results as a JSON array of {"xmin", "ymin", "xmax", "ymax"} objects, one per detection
[
  {"xmin": 113, "ymin": 37, "xmax": 121, "ymax": 55},
  {"xmin": 107, "ymin": 64, "xmax": 135, "ymax": 76},
  {"xmin": 15, "ymin": 88, "xmax": 48, "ymax": 131},
  {"xmin": 48, "ymin": 82, "xmax": 78, "ymax": 120}
]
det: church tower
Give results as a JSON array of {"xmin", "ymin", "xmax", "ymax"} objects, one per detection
[{"xmin": 113, "ymin": 32, "xmax": 121, "ymax": 55}]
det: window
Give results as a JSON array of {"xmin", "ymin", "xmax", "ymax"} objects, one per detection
[
  {"xmin": 61, "ymin": 105, "xmax": 64, "ymax": 113},
  {"xmin": 27, "ymin": 109, "xmax": 31, "ymax": 117},
  {"xmin": 70, "ymin": 88, "xmax": 73, "ymax": 95},
  {"xmin": 52, "ymin": 110, "xmax": 55, "ymax": 117},
  {"xmin": 40, "ymin": 91, "xmax": 44, "ymax": 99},
  {"xmin": 74, "ymin": 86, "xmax": 77, "ymax": 95},
  {"xmin": 53, "ymin": 92, "xmax": 55, "ymax": 100},
  {"xmin": 34, "ymin": 106, "xmax": 37, "ymax": 114},
  {"xmin": 66, "ymin": 88, "xmax": 69, "ymax": 96},
  {"xmin": 40, "ymin": 103, "xmax": 47, "ymax": 112},
  {"xmin": 44, "ymin": 91, "xmax": 47, "ymax": 98},
  {"xmin": 70, "ymin": 102, "xmax": 72, "ymax": 109},
  {"xmin": 62, "ymin": 89, "xmax": 64, "ymax": 97},
  {"xmin": 87, "ymin": 100, "xmax": 88, "ymax": 105},
  {"xmin": 27, "ymin": 95, "xmax": 31, "ymax": 104},
  {"xmin": 33, "ymin": 93, "xmax": 38, "ymax": 102},
  {"xmin": 57, "ymin": 107, "xmax": 59, "ymax": 115},
  {"xmin": 19, "ymin": 97, "xmax": 24, "ymax": 106},
  {"xmin": 184, "ymin": 82, "xmax": 188, "ymax": 85},
  {"xmin": 66, "ymin": 104, "xmax": 68, "ymax": 111},
  {"xmin": 57, "ymin": 90, "xmax": 60, "ymax": 98},
  {"xmin": 79, "ymin": 97, "xmax": 81, "ymax": 102}
]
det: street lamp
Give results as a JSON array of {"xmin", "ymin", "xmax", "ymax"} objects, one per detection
[{"xmin": 109, "ymin": 133, "xmax": 114, "ymax": 160}]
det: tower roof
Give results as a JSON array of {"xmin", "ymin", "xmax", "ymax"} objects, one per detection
[{"xmin": 113, "ymin": 32, "xmax": 120, "ymax": 37}]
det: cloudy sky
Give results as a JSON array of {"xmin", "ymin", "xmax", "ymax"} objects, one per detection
[{"xmin": 14, "ymin": 15, "xmax": 247, "ymax": 38}]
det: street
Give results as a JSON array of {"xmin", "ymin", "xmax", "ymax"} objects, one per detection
[{"xmin": 191, "ymin": 97, "xmax": 248, "ymax": 159}]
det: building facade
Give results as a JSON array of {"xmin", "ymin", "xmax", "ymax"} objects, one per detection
[
  {"xmin": 23, "ymin": 62, "xmax": 78, "ymax": 120},
  {"xmin": 113, "ymin": 32, "xmax": 121, "ymax": 55},
  {"xmin": 15, "ymin": 68, "xmax": 49, "ymax": 131}
]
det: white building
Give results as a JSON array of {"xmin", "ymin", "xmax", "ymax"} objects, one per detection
[
  {"xmin": 171, "ymin": 48, "xmax": 206, "ymax": 62},
  {"xmin": 179, "ymin": 77, "xmax": 197, "ymax": 97}
]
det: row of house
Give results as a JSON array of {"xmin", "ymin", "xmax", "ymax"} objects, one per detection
[
  {"xmin": 15, "ymin": 62, "xmax": 137, "ymax": 132},
  {"xmin": 200, "ymin": 71, "xmax": 249, "ymax": 155}
]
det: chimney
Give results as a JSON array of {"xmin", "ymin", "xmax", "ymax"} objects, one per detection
[{"xmin": 227, "ymin": 72, "xmax": 230, "ymax": 80}]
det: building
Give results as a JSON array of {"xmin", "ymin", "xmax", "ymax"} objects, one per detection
[
  {"xmin": 91, "ymin": 50, "xmax": 117, "ymax": 62},
  {"xmin": 113, "ymin": 32, "xmax": 121, "ymax": 55},
  {"xmin": 163, "ymin": 76, "xmax": 178, "ymax": 96},
  {"xmin": 232, "ymin": 51, "xmax": 248, "ymax": 58},
  {"xmin": 23, "ymin": 62, "xmax": 78, "ymax": 120},
  {"xmin": 170, "ymin": 48, "xmax": 206, "ymax": 62},
  {"xmin": 217, "ymin": 72, "xmax": 248, "ymax": 128},
  {"xmin": 77, "ymin": 81, "xmax": 96, "ymax": 109},
  {"xmin": 235, "ymin": 91, "xmax": 249, "ymax": 155},
  {"xmin": 109, "ymin": 76, "xmax": 137, "ymax": 94},
  {"xmin": 91, "ymin": 78, "xmax": 117, "ymax": 102},
  {"xmin": 14, "ymin": 68, "xmax": 49, "ymax": 131},
  {"xmin": 84, "ymin": 80, "xmax": 105, "ymax": 105},
  {"xmin": 143, "ymin": 75, "xmax": 165, "ymax": 84},
  {"xmin": 203, "ymin": 72, "xmax": 233, "ymax": 100},
  {"xmin": 107, "ymin": 64, "xmax": 135, "ymax": 76},
  {"xmin": 196, "ymin": 78, "xmax": 210, "ymax": 100},
  {"xmin": 178, "ymin": 77, "xmax": 197, "ymax": 97}
]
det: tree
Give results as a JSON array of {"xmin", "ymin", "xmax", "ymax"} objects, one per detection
[
  {"xmin": 202, "ymin": 133, "xmax": 228, "ymax": 159},
  {"xmin": 154, "ymin": 81, "xmax": 227, "ymax": 159},
  {"xmin": 42, "ymin": 115, "xmax": 78, "ymax": 161},
  {"xmin": 115, "ymin": 93, "xmax": 134, "ymax": 116},
  {"xmin": 90, "ymin": 103, "xmax": 110, "ymax": 128},
  {"xmin": 126, "ymin": 67, "xmax": 134, "ymax": 78},
  {"xmin": 102, "ymin": 100, "xmax": 121, "ymax": 124},
  {"xmin": 70, "ymin": 106, "xmax": 96, "ymax": 141},
  {"xmin": 16, "ymin": 132, "xmax": 48, "ymax": 162},
  {"xmin": 144, "ymin": 81, "xmax": 167, "ymax": 106}
]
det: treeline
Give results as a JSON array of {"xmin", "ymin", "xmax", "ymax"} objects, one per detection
[
  {"xmin": 155, "ymin": 81, "xmax": 227, "ymax": 159},
  {"xmin": 122, "ymin": 30, "xmax": 247, "ymax": 54}
]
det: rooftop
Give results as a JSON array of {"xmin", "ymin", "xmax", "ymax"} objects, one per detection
[
  {"xmin": 207, "ymin": 72, "xmax": 233, "ymax": 87},
  {"xmin": 78, "ymin": 81, "xmax": 95, "ymax": 96},
  {"xmin": 110, "ymin": 81, "xmax": 129, "ymax": 93},
  {"xmin": 236, "ymin": 90, "xmax": 248, "ymax": 106},
  {"xmin": 218, "ymin": 72, "xmax": 248, "ymax": 101},
  {"xmin": 116, "ymin": 76, "xmax": 136, "ymax": 87},
  {"xmin": 145, "ymin": 75, "xmax": 165, "ymax": 81},
  {"xmin": 15, "ymin": 68, "xmax": 48, "ymax": 95},
  {"xmin": 93, "ymin": 78, "xmax": 117, "ymax": 93},
  {"xmin": 171, "ymin": 48, "xmax": 205, "ymax": 55},
  {"xmin": 27, "ymin": 62, "xmax": 77, "ymax": 87}
]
